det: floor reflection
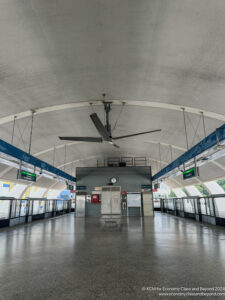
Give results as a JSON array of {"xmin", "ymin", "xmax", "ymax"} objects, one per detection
[{"xmin": 0, "ymin": 213, "xmax": 225, "ymax": 299}]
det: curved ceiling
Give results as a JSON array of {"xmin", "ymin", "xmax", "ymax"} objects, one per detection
[{"xmin": 0, "ymin": 0, "xmax": 225, "ymax": 188}]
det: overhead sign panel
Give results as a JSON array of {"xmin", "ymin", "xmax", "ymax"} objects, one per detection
[
  {"xmin": 154, "ymin": 183, "xmax": 160, "ymax": 189},
  {"xmin": 141, "ymin": 184, "xmax": 152, "ymax": 191},
  {"xmin": 68, "ymin": 184, "xmax": 75, "ymax": 191},
  {"xmin": 153, "ymin": 123, "xmax": 225, "ymax": 181},
  {"xmin": 77, "ymin": 186, "xmax": 87, "ymax": 191},
  {"xmin": 0, "ymin": 138, "xmax": 76, "ymax": 182},
  {"xmin": 18, "ymin": 170, "xmax": 37, "ymax": 182},
  {"xmin": 183, "ymin": 167, "xmax": 199, "ymax": 180}
]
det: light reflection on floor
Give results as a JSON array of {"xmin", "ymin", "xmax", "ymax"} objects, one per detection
[{"xmin": 0, "ymin": 213, "xmax": 225, "ymax": 299}]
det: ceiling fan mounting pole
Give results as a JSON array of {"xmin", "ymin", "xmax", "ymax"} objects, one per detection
[
  {"xmin": 58, "ymin": 97, "xmax": 161, "ymax": 150},
  {"xmin": 103, "ymin": 101, "xmax": 112, "ymax": 136}
]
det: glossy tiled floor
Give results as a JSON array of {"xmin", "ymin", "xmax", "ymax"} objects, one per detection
[{"xmin": 0, "ymin": 213, "xmax": 225, "ymax": 299}]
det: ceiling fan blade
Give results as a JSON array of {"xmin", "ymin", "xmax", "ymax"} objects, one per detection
[
  {"xmin": 108, "ymin": 141, "xmax": 120, "ymax": 148},
  {"xmin": 59, "ymin": 136, "xmax": 103, "ymax": 142},
  {"xmin": 90, "ymin": 113, "xmax": 111, "ymax": 141},
  {"xmin": 113, "ymin": 129, "xmax": 161, "ymax": 140},
  {"xmin": 113, "ymin": 143, "xmax": 120, "ymax": 148}
]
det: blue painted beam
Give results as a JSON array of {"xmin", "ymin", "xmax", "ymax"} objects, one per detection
[
  {"xmin": 153, "ymin": 123, "xmax": 225, "ymax": 181},
  {"xmin": 0, "ymin": 139, "xmax": 76, "ymax": 182}
]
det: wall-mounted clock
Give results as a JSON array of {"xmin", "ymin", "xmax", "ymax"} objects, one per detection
[{"xmin": 110, "ymin": 177, "xmax": 117, "ymax": 184}]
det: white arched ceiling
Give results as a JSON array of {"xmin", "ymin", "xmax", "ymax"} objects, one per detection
[
  {"xmin": 0, "ymin": 109, "xmax": 224, "ymax": 190},
  {"xmin": 0, "ymin": 0, "xmax": 225, "ymax": 190},
  {"xmin": 1, "ymin": 100, "xmax": 225, "ymax": 125}
]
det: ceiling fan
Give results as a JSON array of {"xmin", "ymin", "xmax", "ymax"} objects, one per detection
[{"xmin": 59, "ymin": 102, "xmax": 161, "ymax": 148}]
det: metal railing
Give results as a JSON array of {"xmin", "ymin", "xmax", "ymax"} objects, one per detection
[
  {"xmin": 0, "ymin": 198, "xmax": 74, "ymax": 228},
  {"xmin": 96, "ymin": 157, "xmax": 147, "ymax": 167},
  {"xmin": 157, "ymin": 194, "xmax": 225, "ymax": 227}
]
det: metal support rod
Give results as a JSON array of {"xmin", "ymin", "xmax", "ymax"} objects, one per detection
[
  {"xmin": 64, "ymin": 145, "xmax": 67, "ymax": 172},
  {"xmin": 216, "ymin": 129, "xmax": 220, "ymax": 145},
  {"xmin": 112, "ymin": 102, "xmax": 125, "ymax": 132},
  {"xmin": 53, "ymin": 147, "xmax": 56, "ymax": 166},
  {"xmin": 90, "ymin": 102, "xmax": 95, "ymax": 113},
  {"xmin": 28, "ymin": 111, "xmax": 35, "ymax": 154},
  {"xmin": 104, "ymin": 102, "xmax": 111, "ymax": 135},
  {"xmin": 194, "ymin": 156, "xmax": 197, "ymax": 169},
  {"xmin": 201, "ymin": 112, "xmax": 206, "ymax": 138},
  {"xmin": 11, "ymin": 116, "xmax": 17, "ymax": 145},
  {"xmin": 17, "ymin": 160, "xmax": 22, "ymax": 179},
  {"xmin": 157, "ymin": 160, "xmax": 159, "ymax": 172},
  {"xmin": 19, "ymin": 160, "xmax": 22, "ymax": 171},
  {"xmin": 70, "ymin": 162, "xmax": 73, "ymax": 175},
  {"xmin": 182, "ymin": 108, "xmax": 189, "ymax": 150},
  {"xmin": 170, "ymin": 145, "xmax": 173, "ymax": 162},
  {"xmin": 159, "ymin": 143, "xmax": 162, "ymax": 170}
]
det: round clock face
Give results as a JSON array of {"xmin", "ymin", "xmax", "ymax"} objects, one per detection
[{"xmin": 111, "ymin": 177, "xmax": 117, "ymax": 184}]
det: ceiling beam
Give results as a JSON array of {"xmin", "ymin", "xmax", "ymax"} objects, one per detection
[
  {"xmin": 0, "ymin": 100, "xmax": 225, "ymax": 126},
  {"xmin": 0, "ymin": 138, "xmax": 75, "ymax": 182}
]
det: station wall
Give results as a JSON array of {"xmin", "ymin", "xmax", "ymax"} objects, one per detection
[{"xmin": 76, "ymin": 166, "xmax": 152, "ymax": 193}]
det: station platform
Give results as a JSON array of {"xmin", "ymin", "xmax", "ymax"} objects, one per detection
[{"xmin": 0, "ymin": 213, "xmax": 225, "ymax": 299}]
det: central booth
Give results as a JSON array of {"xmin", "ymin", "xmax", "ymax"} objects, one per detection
[{"xmin": 75, "ymin": 166, "xmax": 154, "ymax": 219}]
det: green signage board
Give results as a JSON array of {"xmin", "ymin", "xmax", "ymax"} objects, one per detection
[
  {"xmin": 141, "ymin": 184, "xmax": 152, "ymax": 191},
  {"xmin": 18, "ymin": 170, "xmax": 37, "ymax": 182},
  {"xmin": 183, "ymin": 167, "xmax": 199, "ymax": 180},
  {"xmin": 68, "ymin": 184, "xmax": 74, "ymax": 190},
  {"xmin": 154, "ymin": 183, "xmax": 160, "ymax": 189}
]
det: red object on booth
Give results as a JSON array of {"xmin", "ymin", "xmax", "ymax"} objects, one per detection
[{"xmin": 91, "ymin": 194, "xmax": 100, "ymax": 203}]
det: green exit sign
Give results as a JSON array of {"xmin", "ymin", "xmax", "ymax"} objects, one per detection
[
  {"xmin": 18, "ymin": 170, "xmax": 37, "ymax": 182},
  {"xmin": 183, "ymin": 167, "xmax": 199, "ymax": 180}
]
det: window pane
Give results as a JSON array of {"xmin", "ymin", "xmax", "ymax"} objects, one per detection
[{"xmin": 0, "ymin": 200, "xmax": 10, "ymax": 219}]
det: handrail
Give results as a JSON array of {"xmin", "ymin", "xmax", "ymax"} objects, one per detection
[
  {"xmin": 156, "ymin": 194, "xmax": 225, "ymax": 228},
  {"xmin": 0, "ymin": 197, "xmax": 70, "ymax": 201},
  {"xmin": 0, "ymin": 198, "xmax": 75, "ymax": 228},
  {"xmin": 159, "ymin": 194, "xmax": 225, "ymax": 200}
]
